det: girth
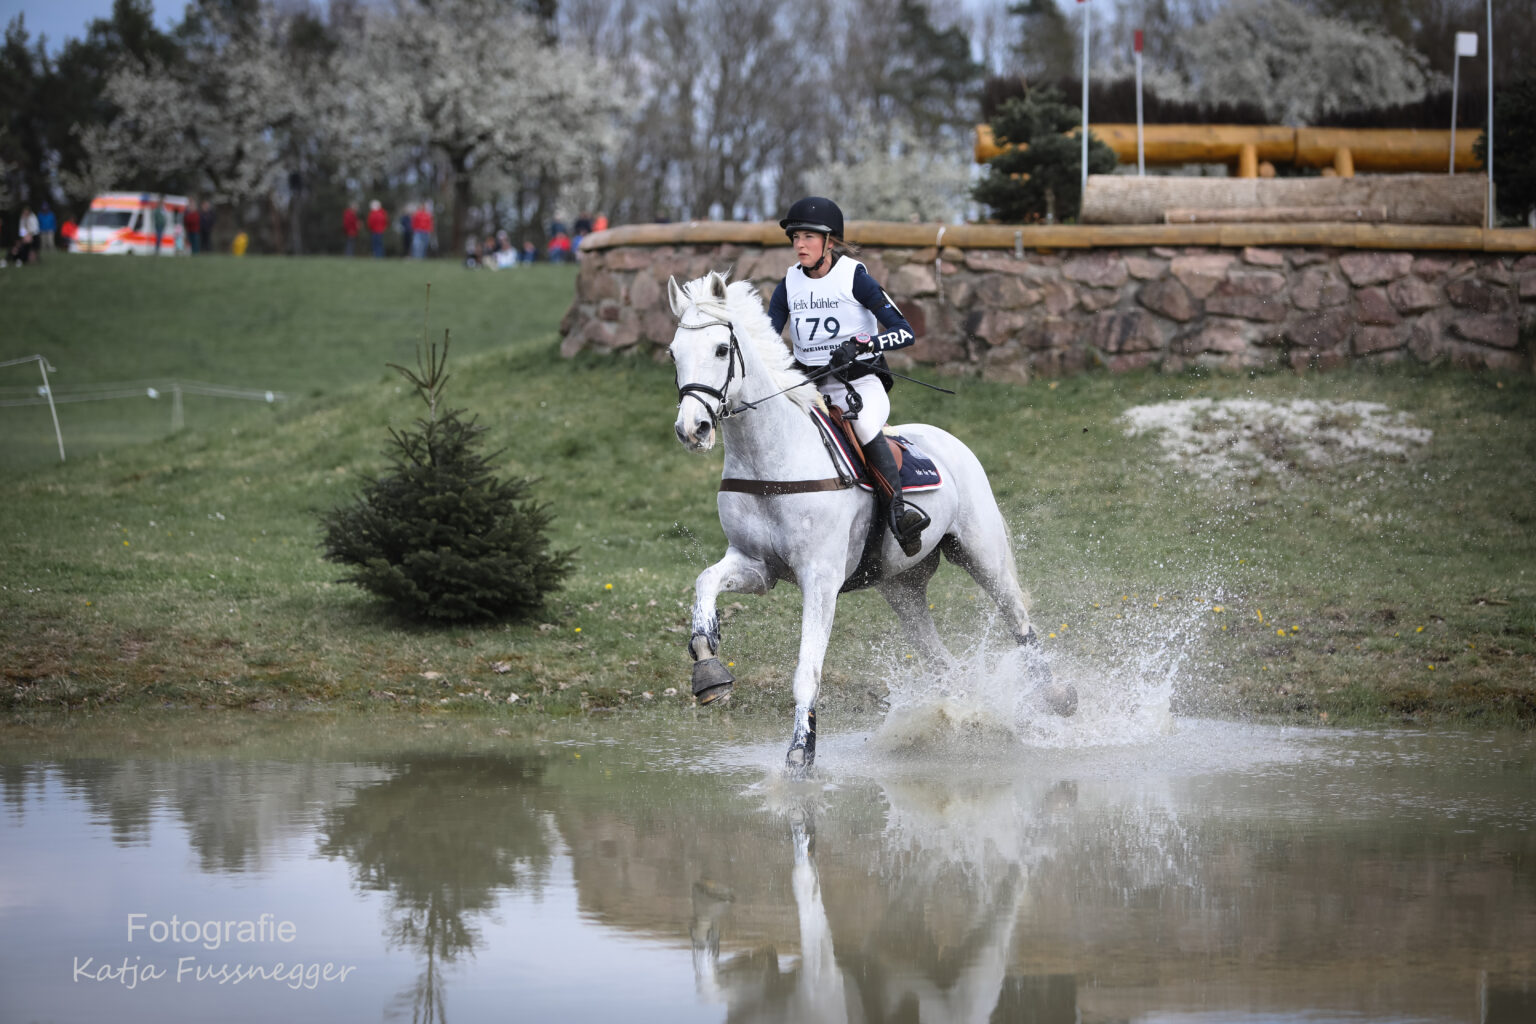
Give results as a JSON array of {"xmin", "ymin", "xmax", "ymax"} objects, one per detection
[{"xmin": 718, "ymin": 477, "xmax": 849, "ymax": 495}]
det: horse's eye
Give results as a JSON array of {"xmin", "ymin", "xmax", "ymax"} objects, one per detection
[{"xmin": 715, "ymin": 344, "xmax": 730, "ymax": 358}]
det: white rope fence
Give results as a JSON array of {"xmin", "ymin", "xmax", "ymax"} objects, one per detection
[{"xmin": 1, "ymin": 355, "xmax": 287, "ymax": 462}]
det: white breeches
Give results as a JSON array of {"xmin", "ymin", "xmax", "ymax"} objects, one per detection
[{"xmin": 818, "ymin": 374, "xmax": 889, "ymax": 446}]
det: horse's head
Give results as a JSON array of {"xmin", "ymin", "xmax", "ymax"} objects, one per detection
[{"xmin": 668, "ymin": 270, "xmax": 742, "ymax": 452}]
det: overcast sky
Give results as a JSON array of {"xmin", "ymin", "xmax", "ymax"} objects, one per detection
[{"xmin": 0, "ymin": 0, "xmax": 178, "ymax": 52}]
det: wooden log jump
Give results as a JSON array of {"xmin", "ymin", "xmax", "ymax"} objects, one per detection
[
  {"xmin": 1080, "ymin": 174, "xmax": 1487, "ymax": 226},
  {"xmin": 975, "ymin": 124, "xmax": 1484, "ymax": 177}
]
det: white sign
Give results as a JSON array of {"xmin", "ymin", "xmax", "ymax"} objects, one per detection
[{"xmin": 1455, "ymin": 32, "xmax": 1478, "ymax": 57}]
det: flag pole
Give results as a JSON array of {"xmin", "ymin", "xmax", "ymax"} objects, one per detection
[
  {"xmin": 1135, "ymin": 29, "xmax": 1145, "ymax": 176},
  {"xmin": 1486, "ymin": 0, "xmax": 1494, "ymax": 226},
  {"xmin": 1080, "ymin": 0, "xmax": 1091, "ymax": 191},
  {"xmin": 1451, "ymin": 32, "xmax": 1478, "ymax": 175}
]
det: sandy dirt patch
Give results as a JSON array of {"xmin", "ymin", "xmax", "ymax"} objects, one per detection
[{"xmin": 1120, "ymin": 398, "xmax": 1431, "ymax": 482}]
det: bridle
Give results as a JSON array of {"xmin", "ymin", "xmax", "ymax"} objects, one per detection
[{"xmin": 674, "ymin": 315, "xmax": 745, "ymax": 426}]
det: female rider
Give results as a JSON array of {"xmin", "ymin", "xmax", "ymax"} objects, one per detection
[{"xmin": 767, "ymin": 196, "xmax": 928, "ymax": 556}]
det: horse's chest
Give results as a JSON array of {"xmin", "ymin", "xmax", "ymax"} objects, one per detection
[{"xmin": 718, "ymin": 492, "xmax": 868, "ymax": 577}]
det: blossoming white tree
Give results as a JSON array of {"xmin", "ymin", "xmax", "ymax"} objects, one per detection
[
  {"xmin": 1158, "ymin": 0, "xmax": 1446, "ymax": 125},
  {"xmin": 74, "ymin": 6, "xmax": 324, "ymax": 215},
  {"xmin": 804, "ymin": 119, "xmax": 974, "ymax": 224},
  {"xmin": 330, "ymin": 0, "xmax": 619, "ymax": 254}
]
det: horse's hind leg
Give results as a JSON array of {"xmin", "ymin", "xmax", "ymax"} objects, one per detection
[
  {"xmin": 877, "ymin": 549, "xmax": 954, "ymax": 668},
  {"xmin": 938, "ymin": 530, "xmax": 1036, "ymax": 646},
  {"xmin": 941, "ymin": 523, "xmax": 1078, "ymax": 717},
  {"xmin": 689, "ymin": 548, "xmax": 771, "ymax": 705}
]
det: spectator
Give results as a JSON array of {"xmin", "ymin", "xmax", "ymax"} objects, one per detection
[
  {"xmin": 6, "ymin": 205, "xmax": 40, "ymax": 265},
  {"xmin": 400, "ymin": 206, "xmax": 414, "ymax": 259},
  {"xmin": 495, "ymin": 230, "xmax": 516, "ymax": 269},
  {"xmin": 342, "ymin": 203, "xmax": 359, "ymax": 257},
  {"xmin": 199, "ymin": 199, "xmax": 215, "ymax": 253},
  {"xmin": 231, "ymin": 230, "xmax": 249, "ymax": 256},
  {"xmin": 152, "ymin": 197, "xmax": 167, "ymax": 255},
  {"xmin": 184, "ymin": 202, "xmax": 201, "ymax": 254},
  {"xmin": 60, "ymin": 218, "xmax": 78, "ymax": 251},
  {"xmin": 410, "ymin": 202, "xmax": 434, "ymax": 259},
  {"xmin": 366, "ymin": 199, "xmax": 388, "ymax": 258},
  {"xmin": 574, "ymin": 212, "xmax": 593, "ymax": 236},
  {"xmin": 593, "ymin": 211, "xmax": 609, "ymax": 233},
  {"xmin": 547, "ymin": 230, "xmax": 572, "ymax": 263},
  {"xmin": 37, "ymin": 202, "xmax": 56, "ymax": 252},
  {"xmin": 520, "ymin": 240, "xmax": 537, "ymax": 264}
]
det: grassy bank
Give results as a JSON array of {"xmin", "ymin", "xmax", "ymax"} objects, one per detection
[{"xmin": 2, "ymin": 255, "xmax": 1533, "ymax": 727}]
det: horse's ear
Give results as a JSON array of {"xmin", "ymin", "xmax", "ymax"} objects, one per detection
[
  {"xmin": 667, "ymin": 275, "xmax": 684, "ymax": 317},
  {"xmin": 708, "ymin": 270, "xmax": 728, "ymax": 302}
]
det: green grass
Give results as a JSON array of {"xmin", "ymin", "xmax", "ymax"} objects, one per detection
[
  {"xmin": 1, "ymin": 253, "xmax": 567, "ymax": 473},
  {"xmin": 2, "ymin": 254, "xmax": 1533, "ymax": 727}
]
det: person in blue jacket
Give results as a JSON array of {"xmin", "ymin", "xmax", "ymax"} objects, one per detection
[{"xmin": 768, "ymin": 196, "xmax": 928, "ymax": 555}]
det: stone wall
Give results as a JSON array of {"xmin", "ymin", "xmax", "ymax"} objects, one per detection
[{"xmin": 561, "ymin": 230, "xmax": 1536, "ymax": 379}]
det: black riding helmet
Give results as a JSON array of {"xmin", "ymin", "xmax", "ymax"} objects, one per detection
[{"xmin": 779, "ymin": 196, "xmax": 844, "ymax": 240}]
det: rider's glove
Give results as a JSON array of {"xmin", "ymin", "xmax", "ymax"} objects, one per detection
[{"xmin": 828, "ymin": 338, "xmax": 862, "ymax": 370}]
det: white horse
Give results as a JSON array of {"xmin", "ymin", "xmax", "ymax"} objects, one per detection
[{"xmin": 668, "ymin": 271, "xmax": 1074, "ymax": 771}]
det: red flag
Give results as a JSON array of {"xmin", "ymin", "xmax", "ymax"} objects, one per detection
[{"xmin": 1134, "ymin": 29, "xmax": 1143, "ymax": 52}]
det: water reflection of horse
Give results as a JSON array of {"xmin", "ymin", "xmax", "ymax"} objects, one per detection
[
  {"xmin": 668, "ymin": 271, "xmax": 1076, "ymax": 771},
  {"xmin": 687, "ymin": 804, "xmax": 1076, "ymax": 1024}
]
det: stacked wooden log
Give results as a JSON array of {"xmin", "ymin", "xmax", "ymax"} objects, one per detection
[{"xmin": 1080, "ymin": 174, "xmax": 1487, "ymax": 227}]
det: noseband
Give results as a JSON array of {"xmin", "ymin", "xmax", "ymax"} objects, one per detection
[{"xmin": 675, "ymin": 317, "xmax": 745, "ymax": 426}]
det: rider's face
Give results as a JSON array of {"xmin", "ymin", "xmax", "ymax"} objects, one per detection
[{"xmin": 790, "ymin": 230, "xmax": 828, "ymax": 270}]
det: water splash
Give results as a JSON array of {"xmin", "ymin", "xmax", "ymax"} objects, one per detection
[{"xmin": 871, "ymin": 595, "xmax": 1215, "ymax": 753}]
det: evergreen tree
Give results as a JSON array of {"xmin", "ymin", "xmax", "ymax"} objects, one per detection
[
  {"xmin": 1006, "ymin": 0, "xmax": 1076, "ymax": 83},
  {"xmin": 1475, "ymin": 76, "xmax": 1536, "ymax": 224},
  {"xmin": 971, "ymin": 85, "xmax": 1116, "ymax": 224},
  {"xmin": 320, "ymin": 337, "xmax": 573, "ymax": 623}
]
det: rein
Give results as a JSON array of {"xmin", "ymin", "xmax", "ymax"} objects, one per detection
[
  {"xmin": 673, "ymin": 306, "xmax": 953, "ymax": 497},
  {"xmin": 675, "ymin": 310, "xmax": 955, "ymax": 423}
]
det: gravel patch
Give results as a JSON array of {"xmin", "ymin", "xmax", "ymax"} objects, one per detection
[{"xmin": 1120, "ymin": 398, "xmax": 1432, "ymax": 482}]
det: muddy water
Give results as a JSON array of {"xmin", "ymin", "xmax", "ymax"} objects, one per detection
[{"xmin": 1, "ymin": 714, "xmax": 1533, "ymax": 1023}]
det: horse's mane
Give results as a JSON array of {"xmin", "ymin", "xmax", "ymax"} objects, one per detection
[{"xmin": 677, "ymin": 274, "xmax": 820, "ymax": 414}]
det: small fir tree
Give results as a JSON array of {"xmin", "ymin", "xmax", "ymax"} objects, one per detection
[
  {"xmin": 971, "ymin": 85, "xmax": 1117, "ymax": 224},
  {"xmin": 320, "ymin": 336, "xmax": 573, "ymax": 622}
]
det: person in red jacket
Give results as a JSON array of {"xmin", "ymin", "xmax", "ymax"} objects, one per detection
[
  {"xmin": 184, "ymin": 203, "xmax": 201, "ymax": 254},
  {"xmin": 366, "ymin": 199, "xmax": 388, "ymax": 258},
  {"xmin": 410, "ymin": 202, "xmax": 434, "ymax": 259},
  {"xmin": 342, "ymin": 203, "xmax": 359, "ymax": 256}
]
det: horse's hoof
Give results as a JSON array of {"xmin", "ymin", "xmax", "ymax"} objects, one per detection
[
  {"xmin": 1044, "ymin": 681, "xmax": 1078, "ymax": 717},
  {"xmin": 691, "ymin": 657, "xmax": 735, "ymax": 705},
  {"xmin": 784, "ymin": 711, "xmax": 816, "ymax": 774}
]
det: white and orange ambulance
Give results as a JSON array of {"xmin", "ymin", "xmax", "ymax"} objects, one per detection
[{"xmin": 71, "ymin": 192, "xmax": 189, "ymax": 255}]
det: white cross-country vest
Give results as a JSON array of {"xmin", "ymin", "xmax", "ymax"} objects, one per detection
[{"xmin": 783, "ymin": 257, "xmax": 879, "ymax": 365}]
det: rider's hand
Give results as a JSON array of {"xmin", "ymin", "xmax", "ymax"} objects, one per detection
[{"xmin": 828, "ymin": 339, "xmax": 861, "ymax": 370}]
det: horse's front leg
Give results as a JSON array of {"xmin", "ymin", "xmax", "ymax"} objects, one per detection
[
  {"xmin": 786, "ymin": 574, "xmax": 841, "ymax": 773},
  {"xmin": 689, "ymin": 547, "xmax": 771, "ymax": 705}
]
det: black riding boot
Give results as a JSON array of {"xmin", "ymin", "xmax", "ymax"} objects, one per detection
[{"xmin": 861, "ymin": 436, "xmax": 929, "ymax": 557}]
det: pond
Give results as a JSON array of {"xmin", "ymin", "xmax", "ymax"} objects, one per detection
[{"xmin": 1, "ymin": 712, "xmax": 1533, "ymax": 1023}]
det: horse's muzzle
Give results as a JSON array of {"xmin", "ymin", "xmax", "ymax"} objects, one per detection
[{"xmin": 675, "ymin": 416, "xmax": 715, "ymax": 450}]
